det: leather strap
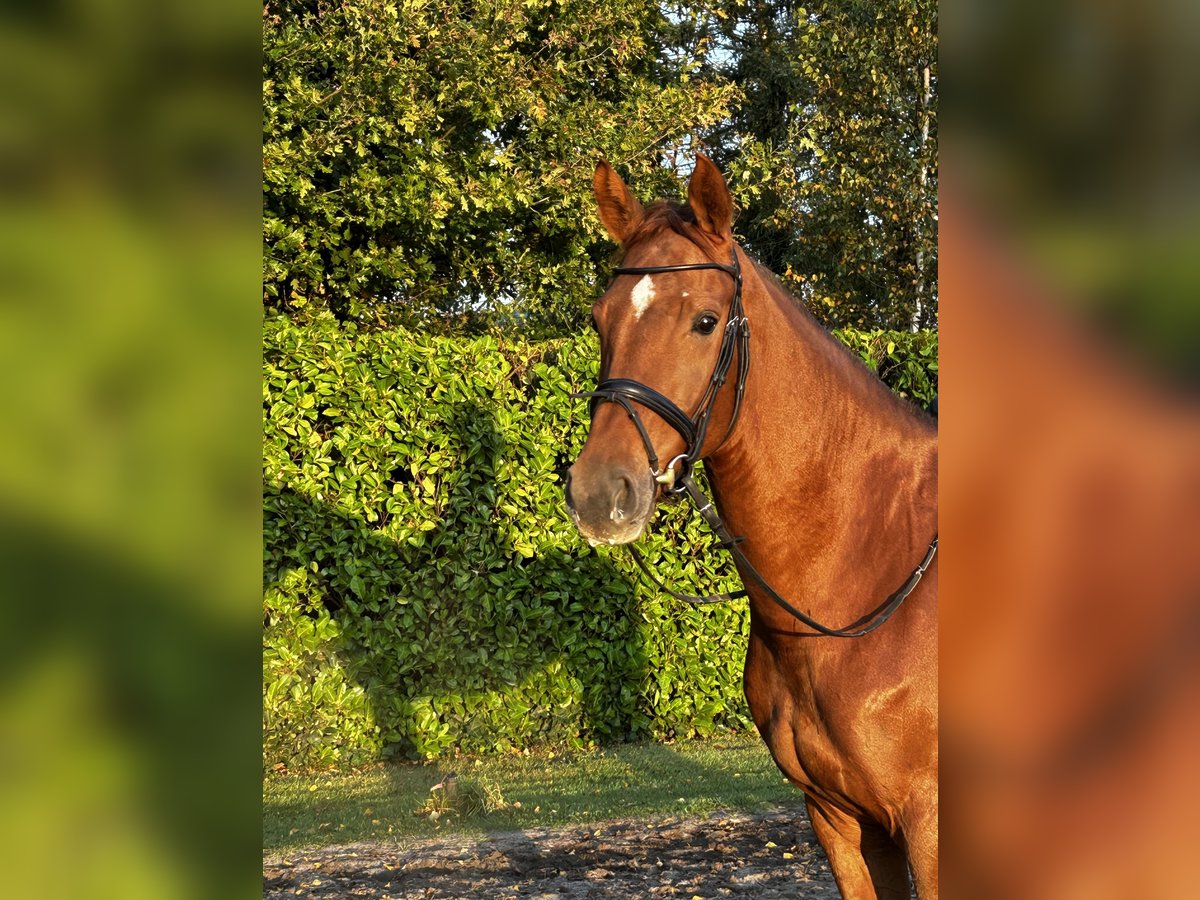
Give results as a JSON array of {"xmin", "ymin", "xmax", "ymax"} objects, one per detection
[
  {"xmin": 574, "ymin": 242, "xmax": 936, "ymax": 637},
  {"xmin": 661, "ymin": 472, "xmax": 937, "ymax": 637}
]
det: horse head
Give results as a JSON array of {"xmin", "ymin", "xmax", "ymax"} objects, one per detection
[{"xmin": 566, "ymin": 156, "xmax": 746, "ymax": 546}]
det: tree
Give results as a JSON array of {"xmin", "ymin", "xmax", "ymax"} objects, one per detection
[
  {"xmin": 668, "ymin": 0, "xmax": 937, "ymax": 330},
  {"xmin": 263, "ymin": 0, "xmax": 734, "ymax": 335}
]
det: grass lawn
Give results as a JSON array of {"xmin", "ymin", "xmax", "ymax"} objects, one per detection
[{"xmin": 264, "ymin": 733, "xmax": 803, "ymax": 853}]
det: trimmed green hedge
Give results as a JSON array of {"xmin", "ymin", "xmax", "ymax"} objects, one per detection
[{"xmin": 263, "ymin": 316, "xmax": 937, "ymax": 768}]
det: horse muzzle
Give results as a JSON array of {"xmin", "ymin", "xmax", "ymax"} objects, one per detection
[{"xmin": 564, "ymin": 464, "xmax": 656, "ymax": 546}]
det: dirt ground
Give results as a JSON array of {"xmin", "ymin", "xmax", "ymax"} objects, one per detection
[{"xmin": 263, "ymin": 808, "xmax": 841, "ymax": 898}]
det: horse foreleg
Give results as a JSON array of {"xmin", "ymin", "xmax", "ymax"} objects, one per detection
[
  {"xmin": 903, "ymin": 798, "xmax": 938, "ymax": 899},
  {"xmin": 806, "ymin": 796, "xmax": 911, "ymax": 900}
]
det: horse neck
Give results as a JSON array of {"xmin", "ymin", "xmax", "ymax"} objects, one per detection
[{"xmin": 704, "ymin": 264, "xmax": 937, "ymax": 631}]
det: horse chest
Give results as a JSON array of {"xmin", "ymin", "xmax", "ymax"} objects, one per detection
[{"xmin": 743, "ymin": 639, "xmax": 888, "ymax": 809}]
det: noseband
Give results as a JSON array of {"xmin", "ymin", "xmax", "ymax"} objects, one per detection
[
  {"xmin": 573, "ymin": 245, "xmax": 749, "ymax": 489},
  {"xmin": 572, "ymin": 243, "xmax": 937, "ymax": 638}
]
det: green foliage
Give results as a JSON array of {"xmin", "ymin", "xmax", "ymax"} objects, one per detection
[
  {"xmin": 672, "ymin": 0, "xmax": 938, "ymax": 330},
  {"xmin": 262, "ymin": 0, "xmax": 733, "ymax": 334},
  {"xmin": 832, "ymin": 326, "xmax": 938, "ymax": 408},
  {"xmin": 263, "ymin": 316, "xmax": 937, "ymax": 768},
  {"xmin": 262, "ymin": 0, "xmax": 937, "ymax": 336}
]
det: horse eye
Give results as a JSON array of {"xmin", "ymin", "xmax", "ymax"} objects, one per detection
[{"xmin": 694, "ymin": 313, "xmax": 719, "ymax": 335}]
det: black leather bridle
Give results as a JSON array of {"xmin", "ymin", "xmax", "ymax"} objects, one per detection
[
  {"xmin": 575, "ymin": 245, "xmax": 750, "ymax": 490},
  {"xmin": 573, "ymin": 244, "xmax": 937, "ymax": 638}
]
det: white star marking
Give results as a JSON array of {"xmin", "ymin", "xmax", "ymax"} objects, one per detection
[{"xmin": 631, "ymin": 275, "xmax": 655, "ymax": 320}]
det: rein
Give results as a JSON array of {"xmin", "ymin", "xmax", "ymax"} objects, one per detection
[{"xmin": 573, "ymin": 243, "xmax": 938, "ymax": 638}]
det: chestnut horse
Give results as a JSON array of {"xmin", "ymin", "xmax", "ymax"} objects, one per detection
[{"xmin": 565, "ymin": 157, "xmax": 938, "ymax": 899}]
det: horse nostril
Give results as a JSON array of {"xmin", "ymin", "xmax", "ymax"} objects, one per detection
[{"xmin": 610, "ymin": 475, "xmax": 633, "ymax": 523}]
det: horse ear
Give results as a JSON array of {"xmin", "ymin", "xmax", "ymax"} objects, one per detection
[
  {"xmin": 593, "ymin": 159, "xmax": 644, "ymax": 244},
  {"xmin": 687, "ymin": 154, "xmax": 733, "ymax": 239}
]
